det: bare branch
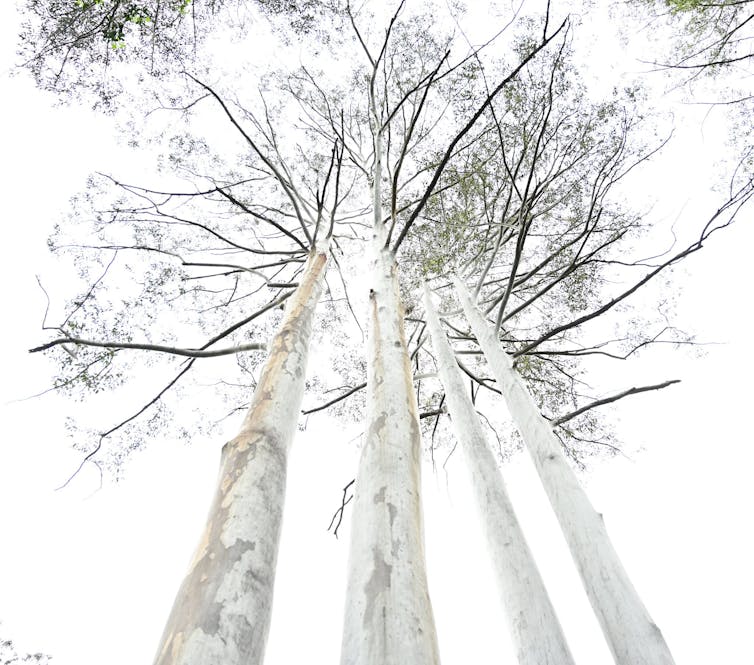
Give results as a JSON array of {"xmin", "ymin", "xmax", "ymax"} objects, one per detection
[
  {"xmin": 56, "ymin": 359, "xmax": 197, "ymax": 490},
  {"xmin": 514, "ymin": 180, "xmax": 754, "ymax": 356},
  {"xmin": 185, "ymin": 73, "xmax": 314, "ymax": 246},
  {"xmin": 302, "ymin": 381, "xmax": 367, "ymax": 415},
  {"xmin": 328, "ymin": 478, "xmax": 356, "ymax": 538},
  {"xmin": 552, "ymin": 379, "xmax": 681, "ymax": 426},
  {"xmin": 30, "ymin": 337, "xmax": 267, "ymax": 358}
]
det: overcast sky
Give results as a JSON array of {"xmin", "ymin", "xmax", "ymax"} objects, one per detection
[{"xmin": 1, "ymin": 2, "xmax": 753, "ymax": 664}]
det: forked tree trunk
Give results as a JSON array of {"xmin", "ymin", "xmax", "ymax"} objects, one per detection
[
  {"xmin": 153, "ymin": 242, "xmax": 330, "ymax": 665},
  {"xmin": 423, "ymin": 283, "xmax": 574, "ymax": 665},
  {"xmin": 453, "ymin": 275, "xmax": 675, "ymax": 665},
  {"xmin": 340, "ymin": 232, "xmax": 440, "ymax": 665}
]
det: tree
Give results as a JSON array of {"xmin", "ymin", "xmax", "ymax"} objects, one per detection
[
  {"xmin": 17, "ymin": 1, "xmax": 753, "ymax": 664},
  {"xmin": 454, "ymin": 276, "xmax": 676, "ymax": 664},
  {"xmin": 280, "ymin": 5, "xmax": 569, "ymax": 663},
  {"xmin": 24, "ymin": 3, "xmax": 570, "ymax": 662},
  {"xmin": 402, "ymin": 29, "xmax": 752, "ymax": 660},
  {"xmin": 423, "ymin": 284, "xmax": 574, "ymax": 665},
  {"xmin": 153, "ymin": 242, "xmax": 330, "ymax": 664}
]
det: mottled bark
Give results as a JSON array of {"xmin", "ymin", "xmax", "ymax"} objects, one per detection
[
  {"xmin": 153, "ymin": 243, "xmax": 329, "ymax": 665},
  {"xmin": 453, "ymin": 275, "xmax": 675, "ymax": 665},
  {"xmin": 423, "ymin": 283, "xmax": 574, "ymax": 665},
  {"xmin": 340, "ymin": 233, "xmax": 440, "ymax": 665}
]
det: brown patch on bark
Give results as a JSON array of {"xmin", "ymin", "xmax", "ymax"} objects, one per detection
[
  {"xmin": 188, "ymin": 520, "xmax": 213, "ymax": 574},
  {"xmin": 154, "ymin": 431, "xmax": 282, "ymax": 664},
  {"xmin": 154, "ymin": 250, "xmax": 329, "ymax": 665}
]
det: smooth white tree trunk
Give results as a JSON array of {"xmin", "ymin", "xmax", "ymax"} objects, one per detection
[
  {"xmin": 153, "ymin": 242, "xmax": 330, "ymax": 665},
  {"xmin": 423, "ymin": 283, "xmax": 574, "ymax": 665},
  {"xmin": 340, "ymin": 231, "xmax": 440, "ymax": 665},
  {"xmin": 453, "ymin": 275, "xmax": 675, "ymax": 665}
]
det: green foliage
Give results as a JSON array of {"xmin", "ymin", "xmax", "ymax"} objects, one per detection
[
  {"xmin": 408, "ymin": 166, "xmax": 486, "ymax": 281},
  {"xmin": 19, "ymin": 0, "xmax": 342, "ymax": 107},
  {"xmin": 646, "ymin": 0, "xmax": 753, "ymax": 66},
  {"xmin": 653, "ymin": 0, "xmax": 746, "ymax": 12},
  {"xmin": 664, "ymin": 0, "xmax": 704, "ymax": 12},
  {"xmin": 174, "ymin": 0, "xmax": 192, "ymax": 15},
  {"xmin": 71, "ymin": 0, "xmax": 156, "ymax": 47}
]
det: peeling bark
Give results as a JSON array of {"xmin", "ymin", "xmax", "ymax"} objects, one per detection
[
  {"xmin": 423, "ymin": 283, "xmax": 574, "ymax": 665},
  {"xmin": 340, "ymin": 233, "xmax": 440, "ymax": 665},
  {"xmin": 453, "ymin": 275, "xmax": 675, "ymax": 665},
  {"xmin": 153, "ymin": 243, "xmax": 329, "ymax": 665}
]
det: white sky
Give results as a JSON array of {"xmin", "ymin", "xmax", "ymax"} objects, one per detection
[{"xmin": 1, "ymin": 2, "xmax": 753, "ymax": 664}]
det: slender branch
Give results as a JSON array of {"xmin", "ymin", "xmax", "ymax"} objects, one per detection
[
  {"xmin": 185, "ymin": 73, "xmax": 314, "ymax": 246},
  {"xmin": 30, "ymin": 337, "xmax": 267, "ymax": 358},
  {"xmin": 456, "ymin": 357, "xmax": 502, "ymax": 395},
  {"xmin": 391, "ymin": 18, "xmax": 568, "ymax": 252},
  {"xmin": 302, "ymin": 381, "xmax": 367, "ymax": 415},
  {"xmin": 53, "ymin": 285, "xmax": 294, "ymax": 489},
  {"xmin": 514, "ymin": 182, "xmax": 754, "ymax": 356},
  {"xmin": 552, "ymin": 379, "xmax": 681, "ymax": 426},
  {"xmin": 61, "ymin": 250, "xmax": 119, "ymax": 329},
  {"xmin": 215, "ymin": 187, "xmax": 308, "ymax": 251},
  {"xmin": 202, "ymin": 291, "xmax": 292, "ymax": 348},
  {"xmin": 56, "ymin": 359, "xmax": 197, "ymax": 490}
]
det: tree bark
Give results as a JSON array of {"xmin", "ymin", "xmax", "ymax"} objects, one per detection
[
  {"xmin": 453, "ymin": 275, "xmax": 675, "ymax": 665},
  {"xmin": 152, "ymin": 241, "xmax": 329, "ymax": 665},
  {"xmin": 340, "ymin": 232, "xmax": 440, "ymax": 665},
  {"xmin": 423, "ymin": 283, "xmax": 574, "ymax": 665}
]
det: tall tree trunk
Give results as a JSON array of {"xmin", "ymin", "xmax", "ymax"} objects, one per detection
[
  {"xmin": 453, "ymin": 275, "xmax": 676, "ymax": 665},
  {"xmin": 339, "ymin": 231, "xmax": 440, "ymax": 665},
  {"xmin": 423, "ymin": 283, "xmax": 574, "ymax": 665},
  {"xmin": 153, "ymin": 241, "xmax": 330, "ymax": 665}
]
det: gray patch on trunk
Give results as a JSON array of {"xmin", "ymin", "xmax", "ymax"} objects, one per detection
[{"xmin": 363, "ymin": 547, "xmax": 393, "ymax": 628}]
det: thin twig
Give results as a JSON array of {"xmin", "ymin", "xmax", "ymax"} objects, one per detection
[{"xmin": 328, "ymin": 478, "xmax": 356, "ymax": 538}]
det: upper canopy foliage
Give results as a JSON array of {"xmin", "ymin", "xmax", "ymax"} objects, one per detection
[
  {"xmin": 640, "ymin": 0, "xmax": 754, "ymax": 72},
  {"xmin": 18, "ymin": 0, "xmax": 754, "ymax": 477},
  {"xmin": 17, "ymin": 0, "xmax": 339, "ymax": 107}
]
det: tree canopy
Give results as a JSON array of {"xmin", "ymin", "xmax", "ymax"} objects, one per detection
[{"xmin": 20, "ymin": 0, "xmax": 753, "ymax": 480}]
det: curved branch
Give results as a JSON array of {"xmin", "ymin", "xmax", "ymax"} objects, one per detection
[
  {"xmin": 552, "ymin": 379, "xmax": 681, "ymax": 426},
  {"xmin": 328, "ymin": 478, "xmax": 356, "ymax": 538},
  {"xmin": 514, "ymin": 181, "xmax": 754, "ymax": 356}
]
